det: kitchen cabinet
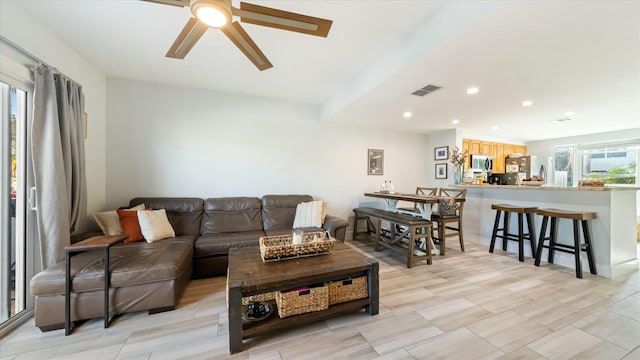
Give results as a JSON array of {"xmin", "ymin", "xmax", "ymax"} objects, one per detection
[
  {"xmin": 480, "ymin": 142, "xmax": 492, "ymax": 155},
  {"xmin": 503, "ymin": 144, "xmax": 516, "ymax": 156},
  {"xmin": 462, "ymin": 138, "xmax": 526, "ymax": 173},
  {"xmin": 468, "ymin": 140, "xmax": 481, "ymax": 155},
  {"xmin": 468, "ymin": 139, "xmax": 492, "ymax": 155},
  {"xmin": 462, "ymin": 140, "xmax": 470, "ymax": 169},
  {"xmin": 491, "ymin": 143, "xmax": 505, "ymax": 173}
]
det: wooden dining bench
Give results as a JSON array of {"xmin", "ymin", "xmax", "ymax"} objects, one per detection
[{"xmin": 352, "ymin": 207, "xmax": 433, "ymax": 267}]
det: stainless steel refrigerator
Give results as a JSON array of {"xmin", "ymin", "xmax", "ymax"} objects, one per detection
[{"xmin": 504, "ymin": 156, "xmax": 546, "ymax": 184}]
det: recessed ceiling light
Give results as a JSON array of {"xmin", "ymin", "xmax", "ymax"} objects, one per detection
[
  {"xmin": 466, "ymin": 87, "xmax": 479, "ymax": 95},
  {"xmin": 451, "ymin": 118, "xmax": 460, "ymax": 124},
  {"xmin": 521, "ymin": 100, "xmax": 533, "ymax": 107},
  {"xmin": 551, "ymin": 117, "xmax": 573, "ymax": 123},
  {"xmin": 564, "ymin": 111, "xmax": 575, "ymax": 117},
  {"xmin": 491, "ymin": 125, "xmax": 499, "ymax": 131},
  {"xmin": 403, "ymin": 111, "xmax": 412, "ymax": 118}
]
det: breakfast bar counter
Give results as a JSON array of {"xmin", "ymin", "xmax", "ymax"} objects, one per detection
[{"xmin": 455, "ymin": 184, "xmax": 639, "ymax": 278}]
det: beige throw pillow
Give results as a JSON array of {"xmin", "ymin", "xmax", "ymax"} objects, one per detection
[
  {"xmin": 293, "ymin": 200, "xmax": 326, "ymax": 228},
  {"xmin": 137, "ymin": 209, "xmax": 175, "ymax": 243},
  {"xmin": 93, "ymin": 203, "xmax": 145, "ymax": 236}
]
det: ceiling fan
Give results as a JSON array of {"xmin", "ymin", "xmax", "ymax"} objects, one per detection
[{"xmin": 143, "ymin": 0, "xmax": 333, "ymax": 71}]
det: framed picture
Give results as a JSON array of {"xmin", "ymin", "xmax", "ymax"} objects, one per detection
[
  {"xmin": 434, "ymin": 146, "xmax": 449, "ymax": 161},
  {"xmin": 368, "ymin": 149, "xmax": 384, "ymax": 175},
  {"xmin": 435, "ymin": 163, "xmax": 447, "ymax": 179}
]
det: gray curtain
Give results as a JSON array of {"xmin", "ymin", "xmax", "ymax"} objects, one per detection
[{"xmin": 32, "ymin": 67, "xmax": 87, "ymax": 269}]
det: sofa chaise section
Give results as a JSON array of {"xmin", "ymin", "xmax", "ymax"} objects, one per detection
[
  {"xmin": 30, "ymin": 237, "xmax": 194, "ymax": 331},
  {"xmin": 30, "ymin": 198, "xmax": 201, "ymax": 331}
]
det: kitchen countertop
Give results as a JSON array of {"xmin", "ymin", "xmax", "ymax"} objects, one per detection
[{"xmin": 455, "ymin": 184, "xmax": 640, "ymax": 191}]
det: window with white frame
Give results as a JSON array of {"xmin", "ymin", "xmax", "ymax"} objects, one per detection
[
  {"xmin": 553, "ymin": 141, "xmax": 639, "ymax": 187},
  {"xmin": 581, "ymin": 143, "xmax": 638, "ymax": 185}
]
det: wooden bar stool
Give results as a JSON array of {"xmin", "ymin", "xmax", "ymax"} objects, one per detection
[
  {"xmin": 489, "ymin": 204, "xmax": 538, "ymax": 262},
  {"xmin": 534, "ymin": 209, "xmax": 597, "ymax": 278}
]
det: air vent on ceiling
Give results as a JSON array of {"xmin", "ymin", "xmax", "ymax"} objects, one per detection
[{"xmin": 411, "ymin": 84, "xmax": 442, "ymax": 96}]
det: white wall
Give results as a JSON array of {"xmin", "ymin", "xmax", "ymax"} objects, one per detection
[
  {"xmin": 106, "ymin": 77, "xmax": 430, "ymax": 224},
  {"xmin": 526, "ymin": 128, "xmax": 640, "ymax": 157},
  {"xmin": 0, "ymin": 1, "xmax": 107, "ymax": 232},
  {"xmin": 423, "ymin": 129, "xmax": 461, "ymax": 189}
]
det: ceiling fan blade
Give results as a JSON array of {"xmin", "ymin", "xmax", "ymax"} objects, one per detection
[
  {"xmin": 165, "ymin": 17, "xmax": 209, "ymax": 59},
  {"xmin": 232, "ymin": 2, "xmax": 332, "ymax": 37},
  {"xmin": 141, "ymin": 0, "xmax": 189, "ymax": 7},
  {"xmin": 221, "ymin": 22, "xmax": 273, "ymax": 71}
]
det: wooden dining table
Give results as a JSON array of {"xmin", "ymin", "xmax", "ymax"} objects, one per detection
[
  {"xmin": 363, "ymin": 192, "xmax": 466, "ymax": 256},
  {"xmin": 364, "ymin": 192, "xmax": 465, "ymax": 220}
]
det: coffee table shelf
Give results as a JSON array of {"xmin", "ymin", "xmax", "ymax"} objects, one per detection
[
  {"xmin": 227, "ymin": 243, "xmax": 379, "ymax": 353},
  {"xmin": 242, "ymin": 298, "xmax": 370, "ymax": 338}
]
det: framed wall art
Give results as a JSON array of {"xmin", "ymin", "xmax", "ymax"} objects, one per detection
[
  {"xmin": 434, "ymin": 146, "xmax": 449, "ymax": 161},
  {"xmin": 368, "ymin": 149, "xmax": 384, "ymax": 175},
  {"xmin": 435, "ymin": 163, "xmax": 447, "ymax": 179}
]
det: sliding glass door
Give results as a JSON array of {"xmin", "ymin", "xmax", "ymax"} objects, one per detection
[{"xmin": 1, "ymin": 79, "xmax": 35, "ymax": 326}]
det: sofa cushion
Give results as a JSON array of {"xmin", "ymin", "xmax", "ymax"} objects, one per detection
[
  {"xmin": 93, "ymin": 203, "xmax": 145, "ymax": 236},
  {"xmin": 117, "ymin": 209, "xmax": 146, "ymax": 243},
  {"xmin": 262, "ymin": 195, "xmax": 313, "ymax": 231},
  {"xmin": 30, "ymin": 235, "xmax": 196, "ymax": 296},
  {"xmin": 293, "ymin": 200, "xmax": 326, "ymax": 228},
  {"xmin": 138, "ymin": 209, "xmax": 176, "ymax": 242},
  {"xmin": 129, "ymin": 198, "xmax": 203, "ymax": 236},
  {"xmin": 194, "ymin": 231, "xmax": 265, "ymax": 257},
  {"xmin": 201, "ymin": 197, "xmax": 263, "ymax": 234}
]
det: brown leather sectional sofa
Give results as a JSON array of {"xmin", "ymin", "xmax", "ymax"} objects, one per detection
[{"xmin": 30, "ymin": 195, "xmax": 348, "ymax": 331}]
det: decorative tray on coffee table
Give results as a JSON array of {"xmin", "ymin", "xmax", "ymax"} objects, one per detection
[{"xmin": 259, "ymin": 231, "xmax": 336, "ymax": 262}]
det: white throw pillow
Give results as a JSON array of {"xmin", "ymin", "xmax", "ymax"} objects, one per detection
[
  {"xmin": 293, "ymin": 200, "xmax": 326, "ymax": 228},
  {"xmin": 93, "ymin": 203, "xmax": 145, "ymax": 236},
  {"xmin": 137, "ymin": 209, "xmax": 176, "ymax": 243}
]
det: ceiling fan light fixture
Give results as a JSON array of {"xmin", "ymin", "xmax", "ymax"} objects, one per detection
[{"xmin": 191, "ymin": 0, "xmax": 231, "ymax": 28}]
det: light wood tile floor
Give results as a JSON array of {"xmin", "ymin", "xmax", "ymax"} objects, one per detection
[{"xmin": 2, "ymin": 238, "xmax": 639, "ymax": 360}]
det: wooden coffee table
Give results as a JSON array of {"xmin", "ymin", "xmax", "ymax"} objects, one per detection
[{"xmin": 227, "ymin": 242, "xmax": 379, "ymax": 354}]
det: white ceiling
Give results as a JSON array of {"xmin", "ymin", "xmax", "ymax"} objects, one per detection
[{"xmin": 15, "ymin": 0, "xmax": 640, "ymax": 142}]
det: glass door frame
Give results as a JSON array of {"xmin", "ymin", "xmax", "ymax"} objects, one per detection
[{"xmin": 0, "ymin": 73, "xmax": 37, "ymax": 333}]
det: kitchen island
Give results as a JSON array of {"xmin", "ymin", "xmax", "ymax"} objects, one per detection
[{"xmin": 457, "ymin": 184, "xmax": 639, "ymax": 278}]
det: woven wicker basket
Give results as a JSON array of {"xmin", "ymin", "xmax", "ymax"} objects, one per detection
[
  {"xmin": 260, "ymin": 231, "xmax": 336, "ymax": 262},
  {"xmin": 328, "ymin": 277, "xmax": 368, "ymax": 305},
  {"xmin": 242, "ymin": 291, "xmax": 276, "ymax": 306},
  {"xmin": 276, "ymin": 285, "xmax": 329, "ymax": 318}
]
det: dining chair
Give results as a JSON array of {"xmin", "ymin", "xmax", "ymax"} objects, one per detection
[
  {"xmin": 392, "ymin": 186, "xmax": 438, "ymax": 252},
  {"xmin": 398, "ymin": 186, "xmax": 438, "ymax": 212},
  {"xmin": 431, "ymin": 188, "xmax": 467, "ymax": 255},
  {"xmin": 417, "ymin": 187, "xmax": 439, "ymax": 196}
]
